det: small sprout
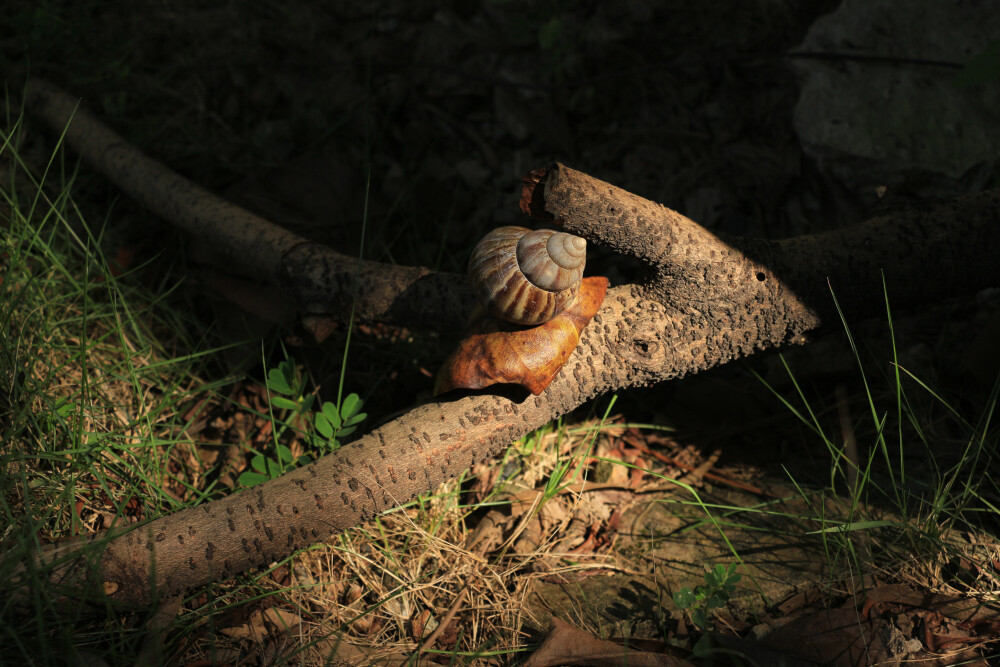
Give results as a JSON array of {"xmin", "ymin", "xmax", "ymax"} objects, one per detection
[
  {"xmin": 238, "ymin": 356, "xmax": 367, "ymax": 488},
  {"xmin": 672, "ymin": 563, "xmax": 741, "ymax": 631}
]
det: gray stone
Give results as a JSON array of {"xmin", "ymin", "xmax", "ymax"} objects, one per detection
[{"xmin": 792, "ymin": 0, "xmax": 1000, "ymax": 189}]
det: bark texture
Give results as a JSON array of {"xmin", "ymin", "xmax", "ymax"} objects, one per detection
[{"xmin": 13, "ymin": 80, "xmax": 1000, "ymax": 608}]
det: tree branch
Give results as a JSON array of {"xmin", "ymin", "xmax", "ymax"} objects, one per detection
[
  {"xmin": 11, "ymin": 79, "xmax": 1000, "ymax": 607},
  {"xmin": 532, "ymin": 162, "xmax": 999, "ymax": 343},
  {"xmin": 21, "ymin": 78, "xmax": 474, "ymax": 331}
]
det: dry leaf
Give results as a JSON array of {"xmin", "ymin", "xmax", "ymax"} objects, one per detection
[
  {"xmin": 523, "ymin": 617, "xmax": 693, "ymax": 667},
  {"xmin": 262, "ymin": 608, "xmax": 302, "ymax": 633},
  {"xmin": 218, "ymin": 611, "xmax": 268, "ymax": 641},
  {"xmin": 308, "ymin": 638, "xmax": 440, "ymax": 667},
  {"xmin": 218, "ymin": 608, "xmax": 302, "ymax": 641},
  {"xmin": 761, "ymin": 608, "xmax": 895, "ymax": 666},
  {"xmin": 863, "ymin": 584, "xmax": 1000, "ymax": 623},
  {"xmin": 435, "ymin": 276, "xmax": 608, "ymax": 395}
]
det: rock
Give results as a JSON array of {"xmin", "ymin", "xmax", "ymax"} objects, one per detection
[{"xmin": 792, "ymin": 0, "xmax": 1000, "ymax": 190}]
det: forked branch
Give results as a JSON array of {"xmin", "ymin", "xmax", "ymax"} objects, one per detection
[{"xmin": 9, "ymin": 78, "xmax": 1000, "ymax": 606}]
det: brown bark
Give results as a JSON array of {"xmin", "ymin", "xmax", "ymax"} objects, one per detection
[
  {"xmin": 11, "ymin": 79, "xmax": 1000, "ymax": 608},
  {"xmin": 21, "ymin": 78, "xmax": 474, "ymax": 331}
]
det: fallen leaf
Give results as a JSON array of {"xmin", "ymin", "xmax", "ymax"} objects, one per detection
[
  {"xmin": 696, "ymin": 632, "xmax": 826, "ymax": 667},
  {"xmin": 219, "ymin": 612, "xmax": 267, "ymax": 641},
  {"xmin": 218, "ymin": 607, "xmax": 302, "ymax": 641},
  {"xmin": 435, "ymin": 276, "xmax": 608, "ymax": 395},
  {"xmin": 863, "ymin": 584, "xmax": 1000, "ymax": 623},
  {"xmin": 309, "ymin": 637, "xmax": 441, "ymax": 667},
  {"xmin": 523, "ymin": 617, "xmax": 693, "ymax": 667},
  {"xmin": 761, "ymin": 607, "xmax": 894, "ymax": 666},
  {"xmin": 262, "ymin": 607, "xmax": 302, "ymax": 633},
  {"xmin": 301, "ymin": 314, "xmax": 339, "ymax": 342},
  {"xmin": 411, "ymin": 609, "xmax": 433, "ymax": 641}
]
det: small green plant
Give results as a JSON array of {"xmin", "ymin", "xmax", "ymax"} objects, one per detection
[
  {"xmin": 237, "ymin": 355, "xmax": 366, "ymax": 487},
  {"xmin": 238, "ymin": 444, "xmax": 304, "ymax": 487},
  {"xmin": 313, "ymin": 391, "xmax": 366, "ymax": 449},
  {"xmin": 673, "ymin": 563, "xmax": 741, "ymax": 631},
  {"xmin": 266, "ymin": 356, "xmax": 316, "ymax": 426}
]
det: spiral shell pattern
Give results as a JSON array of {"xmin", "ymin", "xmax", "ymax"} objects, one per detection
[{"xmin": 468, "ymin": 226, "xmax": 587, "ymax": 326}]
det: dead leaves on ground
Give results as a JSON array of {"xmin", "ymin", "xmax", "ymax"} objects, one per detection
[
  {"xmin": 184, "ymin": 605, "xmax": 441, "ymax": 667},
  {"xmin": 522, "ymin": 583, "xmax": 1000, "ymax": 667},
  {"xmin": 165, "ymin": 413, "xmax": 1000, "ymax": 666},
  {"xmin": 525, "ymin": 618, "xmax": 693, "ymax": 667},
  {"xmin": 748, "ymin": 584, "xmax": 1000, "ymax": 666},
  {"xmin": 457, "ymin": 418, "xmax": 751, "ymax": 579},
  {"xmin": 186, "ymin": 583, "xmax": 1000, "ymax": 667}
]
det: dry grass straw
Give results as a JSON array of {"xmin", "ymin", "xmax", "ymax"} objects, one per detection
[{"xmin": 175, "ymin": 416, "xmax": 635, "ymax": 664}]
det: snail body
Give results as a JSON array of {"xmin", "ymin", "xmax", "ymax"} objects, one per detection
[{"xmin": 468, "ymin": 226, "xmax": 587, "ymax": 326}]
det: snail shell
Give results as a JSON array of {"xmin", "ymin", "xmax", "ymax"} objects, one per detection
[{"xmin": 468, "ymin": 226, "xmax": 587, "ymax": 326}]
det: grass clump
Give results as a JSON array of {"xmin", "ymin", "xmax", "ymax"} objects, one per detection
[
  {"xmin": 0, "ymin": 117, "xmax": 230, "ymax": 662},
  {"xmin": 739, "ymin": 286, "xmax": 1000, "ymax": 610}
]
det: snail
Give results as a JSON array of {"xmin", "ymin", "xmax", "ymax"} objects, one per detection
[
  {"xmin": 468, "ymin": 226, "xmax": 587, "ymax": 326},
  {"xmin": 435, "ymin": 225, "xmax": 608, "ymax": 396}
]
